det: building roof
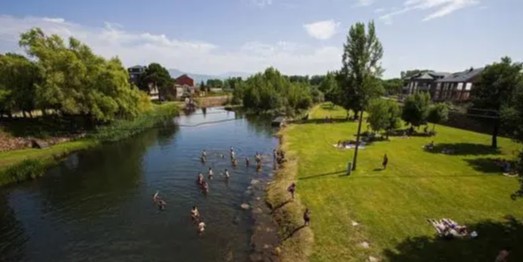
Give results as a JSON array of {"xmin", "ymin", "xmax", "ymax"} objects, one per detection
[
  {"xmin": 129, "ymin": 65, "xmax": 146, "ymax": 69},
  {"xmin": 410, "ymin": 71, "xmax": 450, "ymax": 80},
  {"xmin": 436, "ymin": 67, "xmax": 484, "ymax": 83},
  {"xmin": 176, "ymin": 74, "xmax": 193, "ymax": 80}
]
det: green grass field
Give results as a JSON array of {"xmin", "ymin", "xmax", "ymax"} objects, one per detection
[{"xmin": 281, "ymin": 103, "xmax": 523, "ymax": 261}]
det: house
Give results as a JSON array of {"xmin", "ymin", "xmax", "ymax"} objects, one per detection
[
  {"xmin": 403, "ymin": 68, "xmax": 484, "ymax": 102},
  {"xmin": 403, "ymin": 71, "xmax": 449, "ymax": 97},
  {"xmin": 127, "ymin": 65, "xmax": 146, "ymax": 85},
  {"xmin": 433, "ymin": 67, "xmax": 484, "ymax": 102},
  {"xmin": 174, "ymin": 74, "xmax": 197, "ymax": 98},
  {"xmin": 175, "ymin": 74, "xmax": 194, "ymax": 87}
]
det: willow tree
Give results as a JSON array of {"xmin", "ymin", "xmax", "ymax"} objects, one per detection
[
  {"xmin": 19, "ymin": 27, "xmax": 149, "ymax": 122},
  {"xmin": 340, "ymin": 21, "xmax": 384, "ymax": 171}
]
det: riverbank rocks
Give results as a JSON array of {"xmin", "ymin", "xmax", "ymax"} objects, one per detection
[
  {"xmin": 352, "ymin": 220, "xmax": 359, "ymax": 226},
  {"xmin": 250, "ymin": 179, "xmax": 260, "ymax": 185},
  {"xmin": 240, "ymin": 203, "xmax": 250, "ymax": 210},
  {"xmin": 31, "ymin": 139, "xmax": 49, "ymax": 149},
  {"xmin": 368, "ymin": 255, "xmax": 379, "ymax": 262}
]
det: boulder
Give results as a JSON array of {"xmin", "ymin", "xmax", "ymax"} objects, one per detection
[
  {"xmin": 240, "ymin": 203, "xmax": 250, "ymax": 210},
  {"xmin": 31, "ymin": 139, "xmax": 49, "ymax": 149}
]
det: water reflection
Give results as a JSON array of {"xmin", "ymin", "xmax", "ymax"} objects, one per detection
[{"xmin": 0, "ymin": 108, "xmax": 277, "ymax": 261}]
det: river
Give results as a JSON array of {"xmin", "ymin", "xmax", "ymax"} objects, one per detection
[{"xmin": 0, "ymin": 107, "xmax": 278, "ymax": 262}]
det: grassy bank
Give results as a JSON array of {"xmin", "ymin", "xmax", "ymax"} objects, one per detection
[
  {"xmin": 267, "ymin": 133, "xmax": 314, "ymax": 262},
  {"xmin": 0, "ymin": 102, "xmax": 178, "ymax": 186},
  {"xmin": 272, "ymin": 103, "xmax": 523, "ymax": 261}
]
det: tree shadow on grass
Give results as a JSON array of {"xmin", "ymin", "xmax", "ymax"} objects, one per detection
[
  {"xmin": 299, "ymin": 170, "xmax": 346, "ymax": 180},
  {"xmin": 426, "ymin": 143, "xmax": 501, "ymax": 156},
  {"xmin": 464, "ymin": 158, "xmax": 504, "ymax": 174},
  {"xmin": 383, "ymin": 217, "xmax": 523, "ymax": 262}
]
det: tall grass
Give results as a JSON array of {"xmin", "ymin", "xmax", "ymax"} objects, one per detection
[{"xmin": 90, "ymin": 103, "xmax": 178, "ymax": 142}]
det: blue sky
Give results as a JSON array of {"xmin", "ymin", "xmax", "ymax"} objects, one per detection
[{"xmin": 0, "ymin": 0, "xmax": 521, "ymax": 78}]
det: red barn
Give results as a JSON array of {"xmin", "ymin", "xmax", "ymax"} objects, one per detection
[{"xmin": 175, "ymin": 74, "xmax": 194, "ymax": 87}]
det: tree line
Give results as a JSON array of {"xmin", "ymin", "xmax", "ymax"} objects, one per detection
[
  {"xmin": 231, "ymin": 67, "xmax": 323, "ymax": 115},
  {"xmin": 0, "ymin": 28, "xmax": 151, "ymax": 122}
]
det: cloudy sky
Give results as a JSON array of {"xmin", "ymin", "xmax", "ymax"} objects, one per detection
[{"xmin": 0, "ymin": 0, "xmax": 521, "ymax": 78}]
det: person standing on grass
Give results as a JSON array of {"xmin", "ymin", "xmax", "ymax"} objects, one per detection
[
  {"xmin": 287, "ymin": 183, "xmax": 296, "ymax": 200},
  {"xmin": 303, "ymin": 208, "xmax": 311, "ymax": 226},
  {"xmin": 382, "ymin": 154, "xmax": 388, "ymax": 170}
]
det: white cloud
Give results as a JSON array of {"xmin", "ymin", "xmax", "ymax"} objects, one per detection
[
  {"xmin": 357, "ymin": 0, "xmax": 375, "ymax": 6},
  {"xmin": 303, "ymin": 20, "xmax": 340, "ymax": 40},
  {"xmin": 374, "ymin": 8, "xmax": 386, "ymax": 13},
  {"xmin": 0, "ymin": 15, "xmax": 341, "ymax": 75},
  {"xmin": 248, "ymin": 0, "xmax": 273, "ymax": 7},
  {"xmin": 380, "ymin": 0, "xmax": 479, "ymax": 23}
]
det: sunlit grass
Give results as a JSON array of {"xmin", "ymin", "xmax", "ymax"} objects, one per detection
[{"xmin": 283, "ymin": 103, "xmax": 523, "ymax": 261}]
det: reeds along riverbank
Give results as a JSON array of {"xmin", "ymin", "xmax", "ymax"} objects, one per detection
[{"xmin": 0, "ymin": 103, "xmax": 179, "ymax": 186}]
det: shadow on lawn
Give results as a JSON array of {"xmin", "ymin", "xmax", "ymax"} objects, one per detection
[
  {"xmin": 426, "ymin": 143, "xmax": 501, "ymax": 156},
  {"xmin": 383, "ymin": 216, "xmax": 523, "ymax": 262},
  {"xmin": 299, "ymin": 170, "xmax": 346, "ymax": 180},
  {"xmin": 464, "ymin": 158, "xmax": 504, "ymax": 174}
]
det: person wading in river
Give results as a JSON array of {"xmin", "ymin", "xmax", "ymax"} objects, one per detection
[
  {"xmin": 224, "ymin": 169, "xmax": 230, "ymax": 180},
  {"xmin": 208, "ymin": 167, "xmax": 214, "ymax": 179},
  {"xmin": 245, "ymin": 157, "xmax": 250, "ymax": 167}
]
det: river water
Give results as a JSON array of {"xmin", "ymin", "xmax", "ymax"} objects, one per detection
[{"xmin": 0, "ymin": 107, "xmax": 278, "ymax": 262}]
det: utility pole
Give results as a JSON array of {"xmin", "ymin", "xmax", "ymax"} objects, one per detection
[{"xmin": 352, "ymin": 110, "xmax": 364, "ymax": 171}]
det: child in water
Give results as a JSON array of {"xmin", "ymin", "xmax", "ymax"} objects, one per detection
[
  {"xmin": 224, "ymin": 169, "xmax": 230, "ymax": 179},
  {"xmin": 191, "ymin": 206, "xmax": 200, "ymax": 220},
  {"xmin": 208, "ymin": 167, "xmax": 214, "ymax": 179}
]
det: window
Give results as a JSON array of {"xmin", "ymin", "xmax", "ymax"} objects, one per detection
[
  {"xmin": 465, "ymin": 83, "xmax": 472, "ymax": 90},
  {"xmin": 457, "ymin": 83, "xmax": 463, "ymax": 90}
]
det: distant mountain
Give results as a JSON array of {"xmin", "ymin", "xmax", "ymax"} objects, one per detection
[{"xmin": 168, "ymin": 69, "xmax": 252, "ymax": 85}]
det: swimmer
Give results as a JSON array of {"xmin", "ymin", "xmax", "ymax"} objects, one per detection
[
  {"xmin": 208, "ymin": 167, "xmax": 214, "ymax": 179},
  {"xmin": 191, "ymin": 205, "xmax": 200, "ymax": 220},
  {"xmin": 224, "ymin": 168, "xmax": 230, "ymax": 179},
  {"xmin": 198, "ymin": 219, "xmax": 206, "ymax": 234},
  {"xmin": 197, "ymin": 173, "xmax": 204, "ymax": 185},
  {"xmin": 202, "ymin": 181, "xmax": 209, "ymax": 193}
]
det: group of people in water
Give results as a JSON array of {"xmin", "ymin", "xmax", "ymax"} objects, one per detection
[{"xmin": 150, "ymin": 146, "xmax": 270, "ymax": 235}]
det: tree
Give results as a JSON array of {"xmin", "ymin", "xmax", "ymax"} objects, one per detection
[
  {"xmin": 199, "ymin": 81, "xmax": 206, "ymax": 92},
  {"xmin": 382, "ymin": 78, "xmax": 404, "ymax": 96},
  {"xmin": 472, "ymin": 57, "xmax": 523, "ymax": 148},
  {"xmin": 500, "ymin": 71, "xmax": 523, "ymax": 198},
  {"xmin": 0, "ymin": 53, "xmax": 40, "ymax": 118},
  {"xmin": 340, "ymin": 21, "xmax": 384, "ymax": 171},
  {"xmin": 367, "ymin": 99, "xmax": 401, "ymax": 138},
  {"xmin": 401, "ymin": 92, "xmax": 431, "ymax": 128},
  {"xmin": 19, "ymin": 27, "xmax": 149, "ymax": 122},
  {"xmin": 400, "ymin": 69, "xmax": 430, "ymax": 79},
  {"xmin": 318, "ymin": 72, "xmax": 340, "ymax": 104},
  {"xmin": 239, "ymin": 67, "xmax": 313, "ymax": 115},
  {"xmin": 139, "ymin": 63, "xmax": 172, "ymax": 99},
  {"xmin": 427, "ymin": 103, "xmax": 449, "ymax": 132},
  {"xmin": 206, "ymin": 79, "xmax": 223, "ymax": 88}
]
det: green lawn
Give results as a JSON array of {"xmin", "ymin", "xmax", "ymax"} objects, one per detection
[{"xmin": 283, "ymin": 104, "xmax": 523, "ymax": 261}]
